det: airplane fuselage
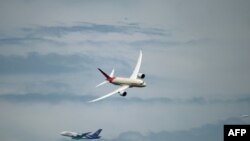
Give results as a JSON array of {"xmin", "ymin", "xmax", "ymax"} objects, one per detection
[
  {"xmin": 61, "ymin": 131, "xmax": 78, "ymax": 138},
  {"xmin": 111, "ymin": 77, "xmax": 146, "ymax": 87},
  {"xmin": 60, "ymin": 129, "xmax": 102, "ymax": 140}
]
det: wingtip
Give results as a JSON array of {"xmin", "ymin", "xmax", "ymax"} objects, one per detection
[
  {"xmin": 88, "ymin": 98, "xmax": 100, "ymax": 103},
  {"xmin": 88, "ymin": 100, "xmax": 95, "ymax": 103}
]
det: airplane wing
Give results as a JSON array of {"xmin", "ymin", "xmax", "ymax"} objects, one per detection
[
  {"xmin": 130, "ymin": 50, "xmax": 142, "ymax": 79},
  {"xmin": 89, "ymin": 85, "xmax": 129, "ymax": 103}
]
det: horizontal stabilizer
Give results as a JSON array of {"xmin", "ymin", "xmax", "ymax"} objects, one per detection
[
  {"xmin": 96, "ymin": 81, "xmax": 108, "ymax": 87},
  {"xmin": 98, "ymin": 68, "xmax": 111, "ymax": 79},
  {"xmin": 97, "ymin": 68, "xmax": 115, "ymax": 82}
]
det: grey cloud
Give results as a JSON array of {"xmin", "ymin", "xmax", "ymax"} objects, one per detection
[
  {"xmin": 0, "ymin": 22, "xmax": 168, "ymax": 50},
  {"xmin": 0, "ymin": 1, "xmax": 249, "ymax": 141},
  {"xmin": 0, "ymin": 52, "xmax": 86, "ymax": 74},
  {"xmin": 128, "ymin": 38, "xmax": 207, "ymax": 47},
  {"xmin": 0, "ymin": 93, "xmax": 94, "ymax": 104},
  {"xmin": 1, "ymin": 93, "xmax": 249, "ymax": 105},
  {"xmin": 105, "ymin": 117, "xmax": 246, "ymax": 141},
  {"xmin": 0, "ymin": 52, "xmax": 130, "ymax": 74},
  {"xmin": 116, "ymin": 96, "xmax": 250, "ymax": 105},
  {"xmin": 129, "ymin": 39, "xmax": 178, "ymax": 47},
  {"xmin": 0, "ymin": 37, "xmax": 65, "ymax": 46},
  {"xmin": 23, "ymin": 22, "xmax": 167, "ymax": 37}
]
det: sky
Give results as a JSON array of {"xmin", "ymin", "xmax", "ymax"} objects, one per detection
[{"xmin": 0, "ymin": 0, "xmax": 250, "ymax": 141}]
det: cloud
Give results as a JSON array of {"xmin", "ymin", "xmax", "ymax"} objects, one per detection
[
  {"xmin": 0, "ymin": 52, "xmax": 131, "ymax": 74},
  {"xmin": 0, "ymin": 93, "xmax": 93, "ymax": 104},
  {"xmin": 1, "ymin": 92, "xmax": 250, "ymax": 105},
  {"xmin": 0, "ymin": 92, "xmax": 249, "ymax": 141},
  {"xmin": 0, "ymin": 1, "xmax": 250, "ymax": 141},
  {"xmin": 112, "ymin": 96, "xmax": 250, "ymax": 105},
  {"xmin": 0, "ymin": 37, "xmax": 65, "ymax": 46},
  {"xmin": 23, "ymin": 22, "xmax": 166, "ymax": 37},
  {"xmin": 0, "ymin": 52, "xmax": 87, "ymax": 74},
  {"xmin": 105, "ymin": 117, "xmax": 247, "ymax": 141},
  {"xmin": 0, "ymin": 22, "xmax": 169, "ymax": 57}
]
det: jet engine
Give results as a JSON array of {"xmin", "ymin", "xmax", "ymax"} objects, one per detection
[
  {"xmin": 119, "ymin": 91, "xmax": 127, "ymax": 96},
  {"xmin": 137, "ymin": 73, "xmax": 145, "ymax": 79}
]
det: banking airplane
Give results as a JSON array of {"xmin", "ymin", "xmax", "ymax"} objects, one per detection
[
  {"xmin": 60, "ymin": 129, "xmax": 102, "ymax": 140},
  {"xmin": 89, "ymin": 50, "xmax": 146, "ymax": 102}
]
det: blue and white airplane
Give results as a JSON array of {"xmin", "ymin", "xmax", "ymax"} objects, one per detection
[{"xmin": 60, "ymin": 129, "xmax": 102, "ymax": 140}]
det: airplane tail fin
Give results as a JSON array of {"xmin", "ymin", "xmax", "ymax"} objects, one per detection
[
  {"xmin": 91, "ymin": 129, "xmax": 102, "ymax": 137},
  {"xmin": 110, "ymin": 68, "xmax": 115, "ymax": 77},
  {"xmin": 96, "ymin": 68, "xmax": 115, "ymax": 87}
]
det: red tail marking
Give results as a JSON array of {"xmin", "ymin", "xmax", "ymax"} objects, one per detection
[{"xmin": 98, "ymin": 68, "xmax": 115, "ymax": 82}]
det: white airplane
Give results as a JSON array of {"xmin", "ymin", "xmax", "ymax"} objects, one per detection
[
  {"xmin": 89, "ymin": 50, "xmax": 146, "ymax": 102},
  {"xmin": 60, "ymin": 129, "xmax": 102, "ymax": 140}
]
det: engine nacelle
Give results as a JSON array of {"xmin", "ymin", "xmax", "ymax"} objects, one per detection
[
  {"xmin": 118, "ymin": 91, "xmax": 127, "ymax": 96},
  {"xmin": 137, "ymin": 73, "xmax": 145, "ymax": 79}
]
